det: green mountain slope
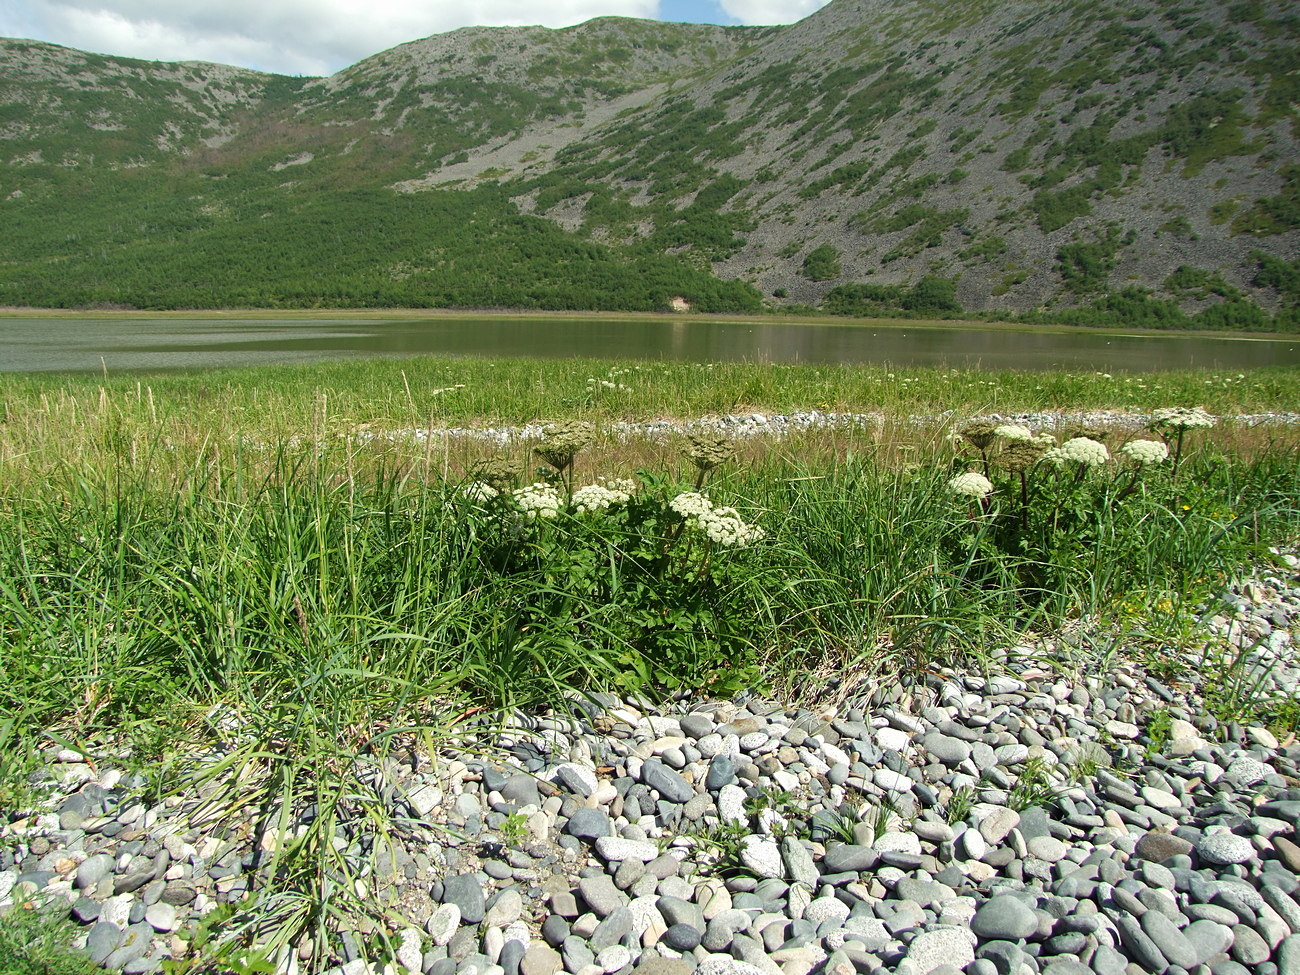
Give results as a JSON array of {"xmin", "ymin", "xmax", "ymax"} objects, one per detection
[{"xmin": 0, "ymin": 0, "xmax": 1296, "ymax": 323}]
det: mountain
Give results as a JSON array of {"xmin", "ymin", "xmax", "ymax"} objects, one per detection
[{"xmin": 1, "ymin": 0, "xmax": 1297, "ymax": 325}]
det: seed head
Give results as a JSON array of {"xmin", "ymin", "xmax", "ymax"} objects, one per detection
[
  {"xmin": 684, "ymin": 432, "xmax": 737, "ymax": 473},
  {"xmin": 534, "ymin": 420, "xmax": 595, "ymax": 472},
  {"xmin": 959, "ymin": 421, "xmax": 999, "ymax": 452}
]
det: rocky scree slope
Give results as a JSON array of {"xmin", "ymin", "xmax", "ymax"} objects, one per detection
[{"xmin": 0, "ymin": 0, "xmax": 1295, "ymax": 314}]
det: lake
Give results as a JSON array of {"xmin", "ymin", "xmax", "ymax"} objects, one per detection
[{"xmin": 0, "ymin": 315, "xmax": 1295, "ymax": 373}]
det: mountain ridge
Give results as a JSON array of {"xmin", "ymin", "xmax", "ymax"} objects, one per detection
[{"xmin": 1, "ymin": 0, "xmax": 1296, "ymax": 324}]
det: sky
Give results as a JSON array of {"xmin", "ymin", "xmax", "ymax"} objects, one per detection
[{"xmin": 0, "ymin": 1, "xmax": 832, "ymax": 77}]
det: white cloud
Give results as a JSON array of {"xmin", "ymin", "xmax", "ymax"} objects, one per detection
[
  {"xmin": 716, "ymin": 0, "xmax": 830, "ymax": 25},
  {"xmin": 0, "ymin": 0, "xmax": 663, "ymax": 76}
]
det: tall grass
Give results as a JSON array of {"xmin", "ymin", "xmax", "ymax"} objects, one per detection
[{"xmin": 1, "ymin": 367, "xmax": 1297, "ymax": 968}]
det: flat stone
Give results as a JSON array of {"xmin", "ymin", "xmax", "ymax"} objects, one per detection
[
  {"xmin": 781, "ymin": 837, "xmax": 818, "ymax": 887},
  {"xmin": 1199, "ymin": 834, "xmax": 1257, "ymax": 865},
  {"xmin": 639, "ymin": 760, "xmax": 694, "ymax": 803},
  {"xmin": 144, "ymin": 902, "xmax": 178, "ymax": 933},
  {"xmin": 554, "ymin": 764, "xmax": 599, "ymax": 798},
  {"xmin": 1114, "ymin": 915, "xmax": 1168, "ymax": 973},
  {"xmin": 979, "ymin": 808, "xmax": 1020, "ymax": 846},
  {"xmin": 595, "ymin": 837, "xmax": 660, "ymax": 863},
  {"xmin": 1135, "ymin": 832, "xmax": 1194, "ymax": 862},
  {"xmin": 86, "ymin": 922, "xmax": 124, "ymax": 965},
  {"xmin": 740, "ymin": 837, "xmax": 783, "ymax": 879},
  {"xmin": 820, "ymin": 845, "xmax": 879, "ymax": 874},
  {"xmin": 1184, "ymin": 919, "xmax": 1234, "ymax": 967},
  {"xmin": 1274, "ymin": 836, "xmax": 1300, "ymax": 873},
  {"xmin": 1225, "ymin": 757, "xmax": 1272, "ymax": 786},
  {"xmin": 662, "ymin": 923, "xmax": 702, "ymax": 951},
  {"xmin": 971, "ymin": 895, "xmax": 1038, "ymax": 941},
  {"xmin": 590, "ymin": 907, "xmax": 634, "ymax": 952},
  {"xmin": 923, "ymin": 734, "xmax": 972, "ymax": 766},
  {"xmin": 442, "ymin": 873, "xmax": 486, "ymax": 925},
  {"xmin": 579, "ymin": 875, "xmax": 628, "ymax": 918},
  {"xmin": 521, "ymin": 942, "xmax": 563, "ymax": 975},
  {"xmin": 1231, "ymin": 923, "xmax": 1270, "ymax": 965},
  {"xmin": 1027, "ymin": 836, "xmax": 1067, "ymax": 863},
  {"xmin": 1277, "ymin": 934, "xmax": 1300, "ymax": 975},
  {"xmin": 566, "ymin": 808, "xmax": 612, "ymax": 841},
  {"xmin": 426, "ymin": 903, "xmax": 461, "ymax": 946},
  {"xmin": 485, "ymin": 889, "xmax": 524, "ymax": 928},
  {"xmin": 1141, "ymin": 909, "xmax": 1198, "ymax": 969},
  {"xmin": 906, "ymin": 927, "xmax": 975, "ymax": 975}
]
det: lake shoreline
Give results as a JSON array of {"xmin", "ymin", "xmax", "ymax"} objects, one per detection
[{"xmin": 0, "ymin": 306, "xmax": 1295, "ymax": 342}]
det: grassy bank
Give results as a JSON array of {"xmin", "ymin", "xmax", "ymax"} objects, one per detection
[
  {"xmin": 1, "ymin": 357, "xmax": 1298, "ymax": 440},
  {"xmin": 2, "ymin": 359, "xmax": 1298, "ymax": 968}
]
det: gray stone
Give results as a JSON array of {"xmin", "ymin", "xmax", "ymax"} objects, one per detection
[
  {"xmin": 781, "ymin": 837, "xmax": 817, "ymax": 888},
  {"xmin": 707, "ymin": 755, "xmax": 738, "ymax": 791},
  {"xmin": 566, "ymin": 808, "xmax": 612, "ymax": 841},
  {"xmin": 820, "ymin": 845, "xmax": 879, "ymax": 874},
  {"xmin": 1231, "ymin": 923, "xmax": 1270, "ymax": 965},
  {"xmin": 1136, "ymin": 832, "xmax": 1195, "ymax": 862},
  {"xmin": 590, "ymin": 907, "xmax": 634, "ymax": 951},
  {"xmin": 923, "ymin": 735, "xmax": 972, "ymax": 766},
  {"xmin": 1184, "ymin": 919, "xmax": 1234, "ymax": 967},
  {"xmin": 1142, "ymin": 909, "xmax": 1198, "ymax": 969},
  {"xmin": 639, "ymin": 760, "xmax": 694, "ymax": 803},
  {"xmin": 502, "ymin": 774, "xmax": 542, "ymax": 807},
  {"xmin": 1115, "ymin": 915, "xmax": 1169, "ymax": 973},
  {"xmin": 86, "ymin": 922, "xmax": 124, "ymax": 965},
  {"xmin": 442, "ymin": 874, "xmax": 486, "ymax": 925},
  {"xmin": 580, "ymin": 875, "xmax": 628, "ymax": 918},
  {"xmin": 562, "ymin": 936, "xmax": 595, "ymax": 973},
  {"xmin": 979, "ymin": 808, "xmax": 1020, "ymax": 846},
  {"xmin": 554, "ymin": 764, "xmax": 598, "ymax": 798},
  {"xmin": 1278, "ymin": 934, "xmax": 1300, "ymax": 975},
  {"xmin": 663, "ymin": 923, "xmax": 702, "ymax": 951},
  {"xmin": 485, "ymin": 889, "xmax": 524, "ymax": 928},
  {"xmin": 971, "ymin": 895, "xmax": 1039, "ymax": 941}
]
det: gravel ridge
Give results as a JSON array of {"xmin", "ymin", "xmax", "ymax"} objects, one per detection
[
  {"xmin": 2, "ymin": 553, "xmax": 1299, "ymax": 975},
  {"xmin": 357, "ymin": 409, "xmax": 1300, "ymax": 448}
]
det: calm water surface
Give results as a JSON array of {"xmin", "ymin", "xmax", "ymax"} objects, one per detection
[{"xmin": 0, "ymin": 316, "xmax": 1295, "ymax": 373}]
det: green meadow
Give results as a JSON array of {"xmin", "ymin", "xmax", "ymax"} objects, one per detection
[{"xmin": 2, "ymin": 355, "xmax": 1298, "ymax": 965}]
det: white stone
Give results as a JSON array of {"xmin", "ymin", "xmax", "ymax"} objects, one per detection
[
  {"xmin": 595, "ymin": 837, "xmax": 660, "ymax": 863},
  {"xmin": 740, "ymin": 836, "xmax": 783, "ymax": 879},
  {"xmin": 396, "ymin": 928, "xmax": 423, "ymax": 974},
  {"xmin": 717, "ymin": 785, "xmax": 748, "ymax": 825},
  {"xmin": 875, "ymin": 728, "xmax": 911, "ymax": 752},
  {"xmin": 426, "ymin": 903, "xmax": 461, "ymax": 946}
]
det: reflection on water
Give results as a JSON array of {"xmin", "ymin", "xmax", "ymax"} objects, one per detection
[{"xmin": 0, "ymin": 316, "xmax": 1295, "ymax": 373}]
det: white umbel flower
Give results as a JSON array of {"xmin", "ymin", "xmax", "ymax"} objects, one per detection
[
  {"xmin": 572, "ymin": 481, "xmax": 633, "ymax": 514},
  {"xmin": 513, "ymin": 482, "xmax": 562, "ymax": 519},
  {"xmin": 461, "ymin": 482, "xmax": 498, "ymax": 503},
  {"xmin": 948, "ymin": 472, "xmax": 994, "ymax": 498},
  {"xmin": 1119, "ymin": 439, "xmax": 1170, "ymax": 465},
  {"xmin": 1152, "ymin": 407, "xmax": 1216, "ymax": 429},
  {"xmin": 1059, "ymin": 437, "xmax": 1110, "ymax": 466},
  {"xmin": 994, "ymin": 424, "xmax": 1034, "ymax": 441},
  {"xmin": 670, "ymin": 492, "xmax": 714, "ymax": 518},
  {"xmin": 696, "ymin": 506, "xmax": 766, "ymax": 547}
]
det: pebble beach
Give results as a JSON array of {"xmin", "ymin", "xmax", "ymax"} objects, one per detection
[{"xmin": 2, "ymin": 546, "xmax": 1298, "ymax": 975}]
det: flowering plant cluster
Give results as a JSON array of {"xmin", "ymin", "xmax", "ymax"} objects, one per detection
[
  {"xmin": 450, "ymin": 424, "xmax": 770, "ymax": 696},
  {"xmin": 945, "ymin": 411, "xmax": 1211, "ymax": 603}
]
